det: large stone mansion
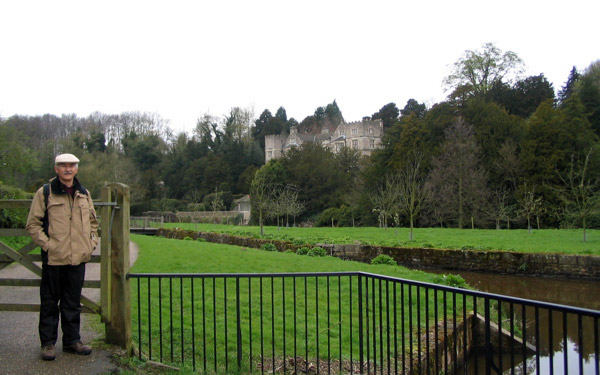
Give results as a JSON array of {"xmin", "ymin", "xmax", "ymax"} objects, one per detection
[{"xmin": 265, "ymin": 118, "xmax": 384, "ymax": 162}]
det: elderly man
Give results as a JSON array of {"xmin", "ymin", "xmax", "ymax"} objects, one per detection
[{"xmin": 26, "ymin": 153, "xmax": 99, "ymax": 361}]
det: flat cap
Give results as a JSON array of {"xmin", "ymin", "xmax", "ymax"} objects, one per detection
[{"xmin": 55, "ymin": 153, "xmax": 80, "ymax": 164}]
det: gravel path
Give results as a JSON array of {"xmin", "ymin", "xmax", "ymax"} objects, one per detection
[{"xmin": 0, "ymin": 241, "xmax": 139, "ymax": 375}]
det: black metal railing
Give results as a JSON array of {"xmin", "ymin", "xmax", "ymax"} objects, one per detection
[{"xmin": 128, "ymin": 271, "xmax": 600, "ymax": 374}]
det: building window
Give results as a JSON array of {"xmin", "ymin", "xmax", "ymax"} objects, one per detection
[
  {"xmin": 368, "ymin": 128, "xmax": 373, "ymax": 134},
  {"xmin": 336, "ymin": 143, "xmax": 342, "ymax": 151},
  {"xmin": 369, "ymin": 139, "xmax": 375, "ymax": 149},
  {"xmin": 268, "ymin": 151, "xmax": 273, "ymax": 158},
  {"xmin": 351, "ymin": 128, "xmax": 358, "ymax": 135},
  {"xmin": 352, "ymin": 140, "xmax": 358, "ymax": 148}
]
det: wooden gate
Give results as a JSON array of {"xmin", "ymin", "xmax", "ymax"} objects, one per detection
[{"xmin": 0, "ymin": 183, "xmax": 131, "ymax": 352}]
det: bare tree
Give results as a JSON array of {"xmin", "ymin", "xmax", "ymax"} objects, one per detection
[
  {"xmin": 210, "ymin": 187, "xmax": 225, "ymax": 224},
  {"xmin": 396, "ymin": 151, "xmax": 428, "ymax": 240},
  {"xmin": 557, "ymin": 149, "xmax": 598, "ymax": 242},
  {"xmin": 370, "ymin": 175, "xmax": 399, "ymax": 229},
  {"xmin": 250, "ymin": 174, "xmax": 274, "ymax": 236},
  {"xmin": 278, "ymin": 185, "xmax": 303, "ymax": 227},
  {"xmin": 517, "ymin": 183, "xmax": 543, "ymax": 234},
  {"xmin": 485, "ymin": 188, "xmax": 510, "ymax": 230},
  {"xmin": 426, "ymin": 118, "xmax": 489, "ymax": 228}
]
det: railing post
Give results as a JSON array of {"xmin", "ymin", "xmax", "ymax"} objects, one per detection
[
  {"xmin": 358, "ymin": 274, "xmax": 364, "ymax": 374},
  {"xmin": 105, "ymin": 183, "xmax": 132, "ymax": 353},
  {"xmin": 100, "ymin": 186, "xmax": 112, "ymax": 323}
]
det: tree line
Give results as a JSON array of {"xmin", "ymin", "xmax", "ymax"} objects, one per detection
[{"xmin": 1, "ymin": 43, "xmax": 599, "ymax": 237}]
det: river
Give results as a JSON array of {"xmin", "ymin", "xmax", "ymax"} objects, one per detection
[{"xmin": 424, "ymin": 268, "xmax": 600, "ymax": 374}]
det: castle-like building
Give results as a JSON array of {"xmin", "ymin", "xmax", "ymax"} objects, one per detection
[{"xmin": 265, "ymin": 119, "xmax": 384, "ymax": 162}]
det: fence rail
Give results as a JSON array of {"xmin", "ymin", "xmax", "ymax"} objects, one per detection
[{"xmin": 128, "ymin": 271, "xmax": 600, "ymax": 375}]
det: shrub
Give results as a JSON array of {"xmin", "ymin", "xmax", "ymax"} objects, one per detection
[
  {"xmin": 183, "ymin": 236, "xmax": 193, "ymax": 241},
  {"xmin": 308, "ymin": 246, "xmax": 327, "ymax": 257},
  {"xmin": 260, "ymin": 243, "xmax": 277, "ymax": 252},
  {"xmin": 371, "ymin": 254, "xmax": 396, "ymax": 266},
  {"xmin": 187, "ymin": 203, "xmax": 206, "ymax": 211},
  {"xmin": 433, "ymin": 274, "xmax": 469, "ymax": 289},
  {"xmin": 0, "ymin": 183, "xmax": 33, "ymax": 228},
  {"xmin": 296, "ymin": 247, "xmax": 310, "ymax": 255},
  {"xmin": 196, "ymin": 237, "xmax": 207, "ymax": 242},
  {"xmin": 315, "ymin": 205, "xmax": 356, "ymax": 227}
]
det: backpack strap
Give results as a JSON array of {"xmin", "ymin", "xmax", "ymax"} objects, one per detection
[{"xmin": 42, "ymin": 183, "xmax": 50, "ymax": 236}]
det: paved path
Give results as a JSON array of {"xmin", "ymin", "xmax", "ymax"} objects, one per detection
[{"xmin": 0, "ymin": 241, "xmax": 139, "ymax": 375}]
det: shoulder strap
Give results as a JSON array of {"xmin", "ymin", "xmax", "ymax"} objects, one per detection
[
  {"xmin": 42, "ymin": 184, "xmax": 50, "ymax": 236},
  {"xmin": 43, "ymin": 183, "xmax": 49, "ymax": 208}
]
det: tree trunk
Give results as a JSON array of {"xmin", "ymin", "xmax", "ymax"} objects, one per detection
[
  {"xmin": 458, "ymin": 174, "xmax": 464, "ymax": 229},
  {"xmin": 471, "ymin": 216, "xmax": 474, "ymax": 229},
  {"xmin": 259, "ymin": 211, "xmax": 264, "ymax": 236},
  {"xmin": 409, "ymin": 215, "xmax": 414, "ymax": 241},
  {"xmin": 583, "ymin": 216, "xmax": 587, "ymax": 242},
  {"xmin": 527, "ymin": 216, "xmax": 532, "ymax": 234},
  {"xmin": 536, "ymin": 216, "xmax": 540, "ymax": 230}
]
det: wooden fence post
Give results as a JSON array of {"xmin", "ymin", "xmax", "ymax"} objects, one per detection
[
  {"xmin": 105, "ymin": 183, "xmax": 132, "ymax": 353},
  {"xmin": 100, "ymin": 186, "xmax": 111, "ymax": 323}
]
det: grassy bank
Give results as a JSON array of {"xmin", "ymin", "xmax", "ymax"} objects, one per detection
[
  {"xmin": 130, "ymin": 234, "xmax": 472, "ymax": 373},
  {"xmin": 162, "ymin": 223, "xmax": 599, "ymax": 255}
]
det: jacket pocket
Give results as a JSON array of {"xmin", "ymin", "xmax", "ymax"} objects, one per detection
[
  {"xmin": 78, "ymin": 199, "xmax": 91, "ymax": 235},
  {"xmin": 47, "ymin": 201, "xmax": 68, "ymax": 236}
]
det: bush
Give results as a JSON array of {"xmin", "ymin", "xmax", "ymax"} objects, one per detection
[
  {"xmin": 260, "ymin": 243, "xmax": 277, "ymax": 252},
  {"xmin": 315, "ymin": 205, "xmax": 356, "ymax": 227},
  {"xmin": 150, "ymin": 198, "xmax": 189, "ymax": 213},
  {"xmin": 187, "ymin": 203, "xmax": 206, "ymax": 211},
  {"xmin": 371, "ymin": 254, "xmax": 396, "ymax": 266},
  {"xmin": 296, "ymin": 247, "xmax": 311, "ymax": 255},
  {"xmin": 0, "ymin": 183, "xmax": 33, "ymax": 228},
  {"xmin": 433, "ymin": 274, "xmax": 469, "ymax": 289},
  {"xmin": 196, "ymin": 237, "xmax": 207, "ymax": 242},
  {"xmin": 308, "ymin": 246, "xmax": 327, "ymax": 257},
  {"xmin": 203, "ymin": 191, "xmax": 233, "ymax": 211}
]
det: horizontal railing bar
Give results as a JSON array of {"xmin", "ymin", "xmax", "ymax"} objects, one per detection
[
  {"xmin": 359, "ymin": 271, "xmax": 600, "ymax": 316},
  {"xmin": 128, "ymin": 271, "xmax": 600, "ymax": 317},
  {"xmin": 0, "ymin": 200, "xmax": 32, "ymax": 208},
  {"xmin": 0, "ymin": 303, "xmax": 97, "ymax": 313},
  {"xmin": 0, "ymin": 254, "xmax": 101, "ymax": 263},
  {"xmin": 0, "ymin": 199, "xmax": 116, "ymax": 208},
  {"xmin": 0, "ymin": 278, "xmax": 101, "ymax": 288},
  {"xmin": 128, "ymin": 271, "xmax": 360, "ymax": 279},
  {"xmin": 0, "ymin": 229, "xmax": 28, "ymax": 236}
]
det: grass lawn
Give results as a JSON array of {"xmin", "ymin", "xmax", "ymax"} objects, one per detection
[
  {"xmin": 129, "ymin": 235, "xmax": 480, "ymax": 373},
  {"xmin": 163, "ymin": 223, "xmax": 599, "ymax": 255}
]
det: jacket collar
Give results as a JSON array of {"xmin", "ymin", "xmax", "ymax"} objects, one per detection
[{"xmin": 49, "ymin": 176, "xmax": 87, "ymax": 196}]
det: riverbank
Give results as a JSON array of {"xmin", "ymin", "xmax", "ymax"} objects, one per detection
[
  {"xmin": 163, "ymin": 223, "xmax": 600, "ymax": 255},
  {"xmin": 155, "ymin": 228, "xmax": 600, "ymax": 280}
]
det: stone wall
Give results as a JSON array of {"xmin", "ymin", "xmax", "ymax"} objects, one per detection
[
  {"xmin": 327, "ymin": 244, "xmax": 600, "ymax": 279},
  {"xmin": 154, "ymin": 229, "xmax": 600, "ymax": 279}
]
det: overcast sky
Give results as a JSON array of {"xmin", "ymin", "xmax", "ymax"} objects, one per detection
[{"xmin": 1, "ymin": 0, "xmax": 598, "ymax": 133}]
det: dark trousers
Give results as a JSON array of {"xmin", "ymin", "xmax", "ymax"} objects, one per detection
[{"xmin": 39, "ymin": 251, "xmax": 86, "ymax": 347}]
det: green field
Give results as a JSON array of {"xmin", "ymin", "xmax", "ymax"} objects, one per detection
[
  {"xmin": 163, "ymin": 223, "xmax": 599, "ymax": 255},
  {"xmin": 129, "ymin": 235, "xmax": 493, "ymax": 373}
]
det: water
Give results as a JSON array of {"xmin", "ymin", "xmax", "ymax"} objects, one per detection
[{"xmin": 425, "ymin": 269, "xmax": 600, "ymax": 374}]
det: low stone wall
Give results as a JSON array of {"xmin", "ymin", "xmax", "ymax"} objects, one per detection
[
  {"xmin": 328, "ymin": 244, "xmax": 600, "ymax": 279},
  {"xmin": 155, "ymin": 228, "xmax": 299, "ymax": 252},
  {"xmin": 154, "ymin": 228, "xmax": 600, "ymax": 280}
]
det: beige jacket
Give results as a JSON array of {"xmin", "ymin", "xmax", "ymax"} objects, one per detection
[{"xmin": 26, "ymin": 177, "xmax": 99, "ymax": 266}]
